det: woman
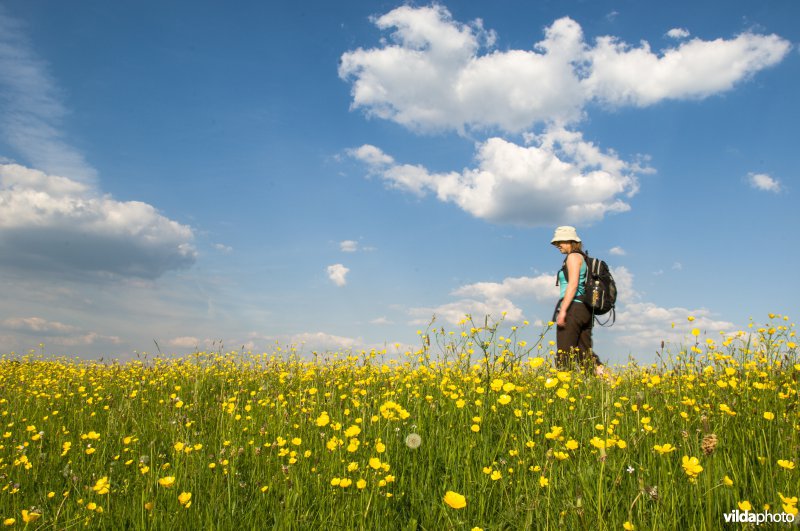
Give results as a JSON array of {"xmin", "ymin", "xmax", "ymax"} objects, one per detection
[{"xmin": 551, "ymin": 226, "xmax": 606, "ymax": 376}]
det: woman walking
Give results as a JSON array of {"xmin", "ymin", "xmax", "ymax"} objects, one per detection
[{"xmin": 551, "ymin": 226, "xmax": 607, "ymax": 376}]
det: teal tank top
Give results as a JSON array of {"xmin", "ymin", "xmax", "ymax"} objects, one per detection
[{"xmin": 558, "ymin": 260, "xmax": 587, "ymax": 299}]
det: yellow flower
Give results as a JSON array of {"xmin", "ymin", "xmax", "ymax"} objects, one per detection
[
  {"xmin": 356, "ymin": 479, "xmax": 367, "ymax": 489},
  {"xmin": 778, "ymin": 460, "xmax": 795, "ymax": 470},
  {"xmin": 375, "ymin": 441, "xmax": 386, "ymax": 453},
  {"xmin": 369, "ymin": 458, "xmax": 382, "ymax": 470},
  {"xmin": 92, "ymin": 476, "xmax": 110, "ymax": 495},
  {"xmin": 623, "ymin": 522, "xmax": 635, "ymax": 531},
  {"xmin": 343, "ymin": 425, "xmax": 360, "ymax": 438},
  {"xmin": 545, "ymin": 426, "xmax": 563, "ymax": 440},
  {"xmin": 3, "ymin": 518, "xmax": 15, "ymax": 526},
  {"xmin": 763, "ymin": 412, "xmax": 775, "ymax": 420},
  {"xmin": 497, "ymin": 394, "xmax": 512, "ymax": 405},
  {"xmin": 539, "ymin": 476, "xmax": 549, "ymax": 488},
  {"xmin": 722, "ymin": 475, "xmax": 733, "ymax": 487},
  {"xmin": 158, "ymin": 476, "xmax": 176, "ymax": 488},
  {"xmin": 144, "ymin": 502, "xmax": 154, "ymax": 511},
  {"xmin": 653, "ymin": 444, "xmax": 676, "ymax": 455},
  {"xmin": 565, "ymin": 439, "xmax": 579, "ymax": 450},
  {"xmin": 490, "ymin": 470, "xmax": 502, "ymax": 481},
  {"xmin": 471, "ymin": 424, "xmax": 480, "ymax": 432},
  {"xmin": 315, "ymin": 412, "xmax": 330, "ymax": 427},
  {"xmin": 178, "ymin": 492, "xmax": 192, "ymax": 506},
  {"xmin": 738, "ymin": 500, "xmax": 752, "ymax": 511},
  {"xmin": 443, "ymin": 490, "xmax": 466, "ymax": 509},
  {"xmin": 21, "ymin": 510, "xmax": 41, "ymax": 524},
  {"xmin": 681, "ymin": 456, "xmax": 703, "ymax": 478}
]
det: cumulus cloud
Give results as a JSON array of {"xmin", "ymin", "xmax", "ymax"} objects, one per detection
[
  {"xmin": 340, "ymin": 240, "xmax": 359, "ymax": 252},
  {"xmin": 453, "ymin": 274, "xmax": 558, "ymax": 302},
  {"xmin": 350, "ymin": 127, "xmax": 646, "ymax": 226},
  {"xmin": 409, "ymin": 272, "xmax": 556, "ymax": 325},
  {"xmin": 167, "ymin": 336, "xmax": 200, "ymax": 349},
  {"xmin": 584, "ymin": 32, "xmax": 790, "ymax": 107},
  {"xmin": 612, "ymin": 303, "xmax": 734, "ymax": 349},
  {"xmin": 609, "ymin": 246, "xmax": 626, "ymax": 255},
  {"xmin": 0, "ymin": 164, "xmax": 197, "ymax": 279},
  {"xmin": 665, "ymin": 28, "xmax": 690, "ymax": 40},
  {"xmin": 326, "ymin": 263, "xmax": 349, "ymax": 286},
  {"xmin": 406, "ymin": 263, "xmax": 732, "ymax": 356},
  {"xmin": 340, "ymin": 6, "xmax": 791, "ymax": 132},
  {"xmin": 747, "ymin": 172, "xmax": 781, "ymax": 192}
]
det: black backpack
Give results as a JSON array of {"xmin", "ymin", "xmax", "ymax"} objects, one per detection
[{"xmin": 559, "ymin": 251, "xmax": 617, "ymax": 326}]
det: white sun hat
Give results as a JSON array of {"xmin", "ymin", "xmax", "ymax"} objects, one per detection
[{"xmin": 551, "ymin": 226, "xmax": 581, "ymax": 245}]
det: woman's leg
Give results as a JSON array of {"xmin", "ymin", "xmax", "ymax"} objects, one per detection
[{"xmin": 557, "ymin": 303, "xmax": 592, "ymax": 369}]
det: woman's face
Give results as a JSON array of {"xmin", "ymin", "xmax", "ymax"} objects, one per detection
[{"xmin": 554, "ymin": 241, "xmax": 573, "ymax": 254}]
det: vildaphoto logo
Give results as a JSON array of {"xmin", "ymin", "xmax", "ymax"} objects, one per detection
[{"xmin": 723, "ymin": 509, "xmax": 796, "ymax": 525}]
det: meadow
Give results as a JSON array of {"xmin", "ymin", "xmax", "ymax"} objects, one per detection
[{"xmin": 0, "ymin": 314, "xmax": 797, "ymax": 530}]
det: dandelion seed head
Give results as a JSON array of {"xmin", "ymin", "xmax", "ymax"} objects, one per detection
[{"xmin": 405, "ymin": 433, "xmax": 422, "ymax": 449}]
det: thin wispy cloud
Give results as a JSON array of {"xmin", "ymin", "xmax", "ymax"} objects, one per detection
[
  {"xmin": 340, "ymin": 240, "xmax": 359, "ymax": 252},
  {"xmin": 0, "ymin": 7, "xmax": 97, "ymax": 183}
]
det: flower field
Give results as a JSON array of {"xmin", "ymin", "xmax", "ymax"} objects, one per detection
[{"xmin": 0, "ymin": 315, "xmax": 797, "ymax": 529}]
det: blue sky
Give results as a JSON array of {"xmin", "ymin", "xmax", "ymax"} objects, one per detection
[{"xmin": 0, "ymin": 0, "xmax": 797, "ymax": 363}]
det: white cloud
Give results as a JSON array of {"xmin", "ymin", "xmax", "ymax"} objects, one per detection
[
  {"xmin": 214, "ymin": 243, "xmax": 233, "ymax": 253},
  {"xmin": 611, "ymin": 303, "xmax": 734, "ymax": 349},
  {"xmin": 666, "ymin": 28, "xmax": 690, "ymax": 39},
  {"xmin": 168, "ymin": 336, "xmax": 200, "ymax": 349},
  {"xmin": 585, "ymin": 32, "xmax": 790, "ymax": 107},
  {"xmin": 326, "ymin": 263, "xmax": 349, "ymax": 286},
  {"xmin": 609, "ymin": 246, "xmax": 626, "ymax": 255},
  {"xmin": 453, "ymin": 273, "xmax": 557, "ymax": 302},
  {"xmin": 288, "ymin": 331, "xmax": 361, "ymax": 351},
  {"xmin": 409, "ymin": 272, "xmax": 556, "ymax": 325},
  {"xmin": 0, "ymin": 7, "xmax": 97, "ymax": 182},
  {"xmin": 1, "ymin": 315, "xmax": 121, "ymax": 347},
  {"xmin": 3, "ymin": 316, "xmax": 76, "ymax": 334},
  {"xmin": 370, "ymin": 316, "xmax": 392, "ymax": 325},
  {"xmin": 406, "ymin": 264, "xmax": 734, "ymax": 358},
  {"xmin": 409, "ymin": 297, "xmax": 525, "ymax": 326},
  {"xmin": 350, "ymin": 127, "xmax": 646, "ymax": 226},
  {"xmin": 340, "ymin": 6, "xmax": 791, "ymax": 132},
  {"xmin": 340, "ymin": 240, "xmax": 359, "ymax": 252},
  {"xmin": 672, "ymin": 262, "xmax": 683, "ymax": 270},
  {"xmin": 611, "ymin": 266, "xmax": 636, "ymax": 300},
  {"xmin": 747, "ymin": 172, "xmax": 781, "ymax": 192},
  {"xmin": 0, "ymin": 164, "xmax": 197, "ymax": 278}
]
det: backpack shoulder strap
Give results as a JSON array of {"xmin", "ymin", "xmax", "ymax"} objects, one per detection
[{"xmin": 560, "ymin": 251, "xmax": 587, "ymax": 283}]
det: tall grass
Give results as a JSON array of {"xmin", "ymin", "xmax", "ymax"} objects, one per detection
[{"xmin": 0, "ymin": 314, "xmax": 797, "ymax": 529}]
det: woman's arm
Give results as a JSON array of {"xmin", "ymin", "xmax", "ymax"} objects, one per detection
[{"xmin": 557, "ymin": 253, "xmax": 583, "ymax": 327}]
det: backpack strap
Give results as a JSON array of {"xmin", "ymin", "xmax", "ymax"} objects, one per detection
[{"xmin": 559, "ymin": 251, "xmax": 590, "ymax": 304}]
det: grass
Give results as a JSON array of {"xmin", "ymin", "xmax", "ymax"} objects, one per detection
[{"xmin": 0, "ymin": 314, "xmax": 797, "ymax": 529}]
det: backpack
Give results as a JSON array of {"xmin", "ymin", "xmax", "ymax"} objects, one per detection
[{"xmin": 559, "ymin": 251, "xmax": 617, "ymax": 326}]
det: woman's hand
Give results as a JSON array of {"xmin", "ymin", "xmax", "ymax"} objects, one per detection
[{"xmin": 557, "ymin": 308, "xmax": 567, "ymax": 327}]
